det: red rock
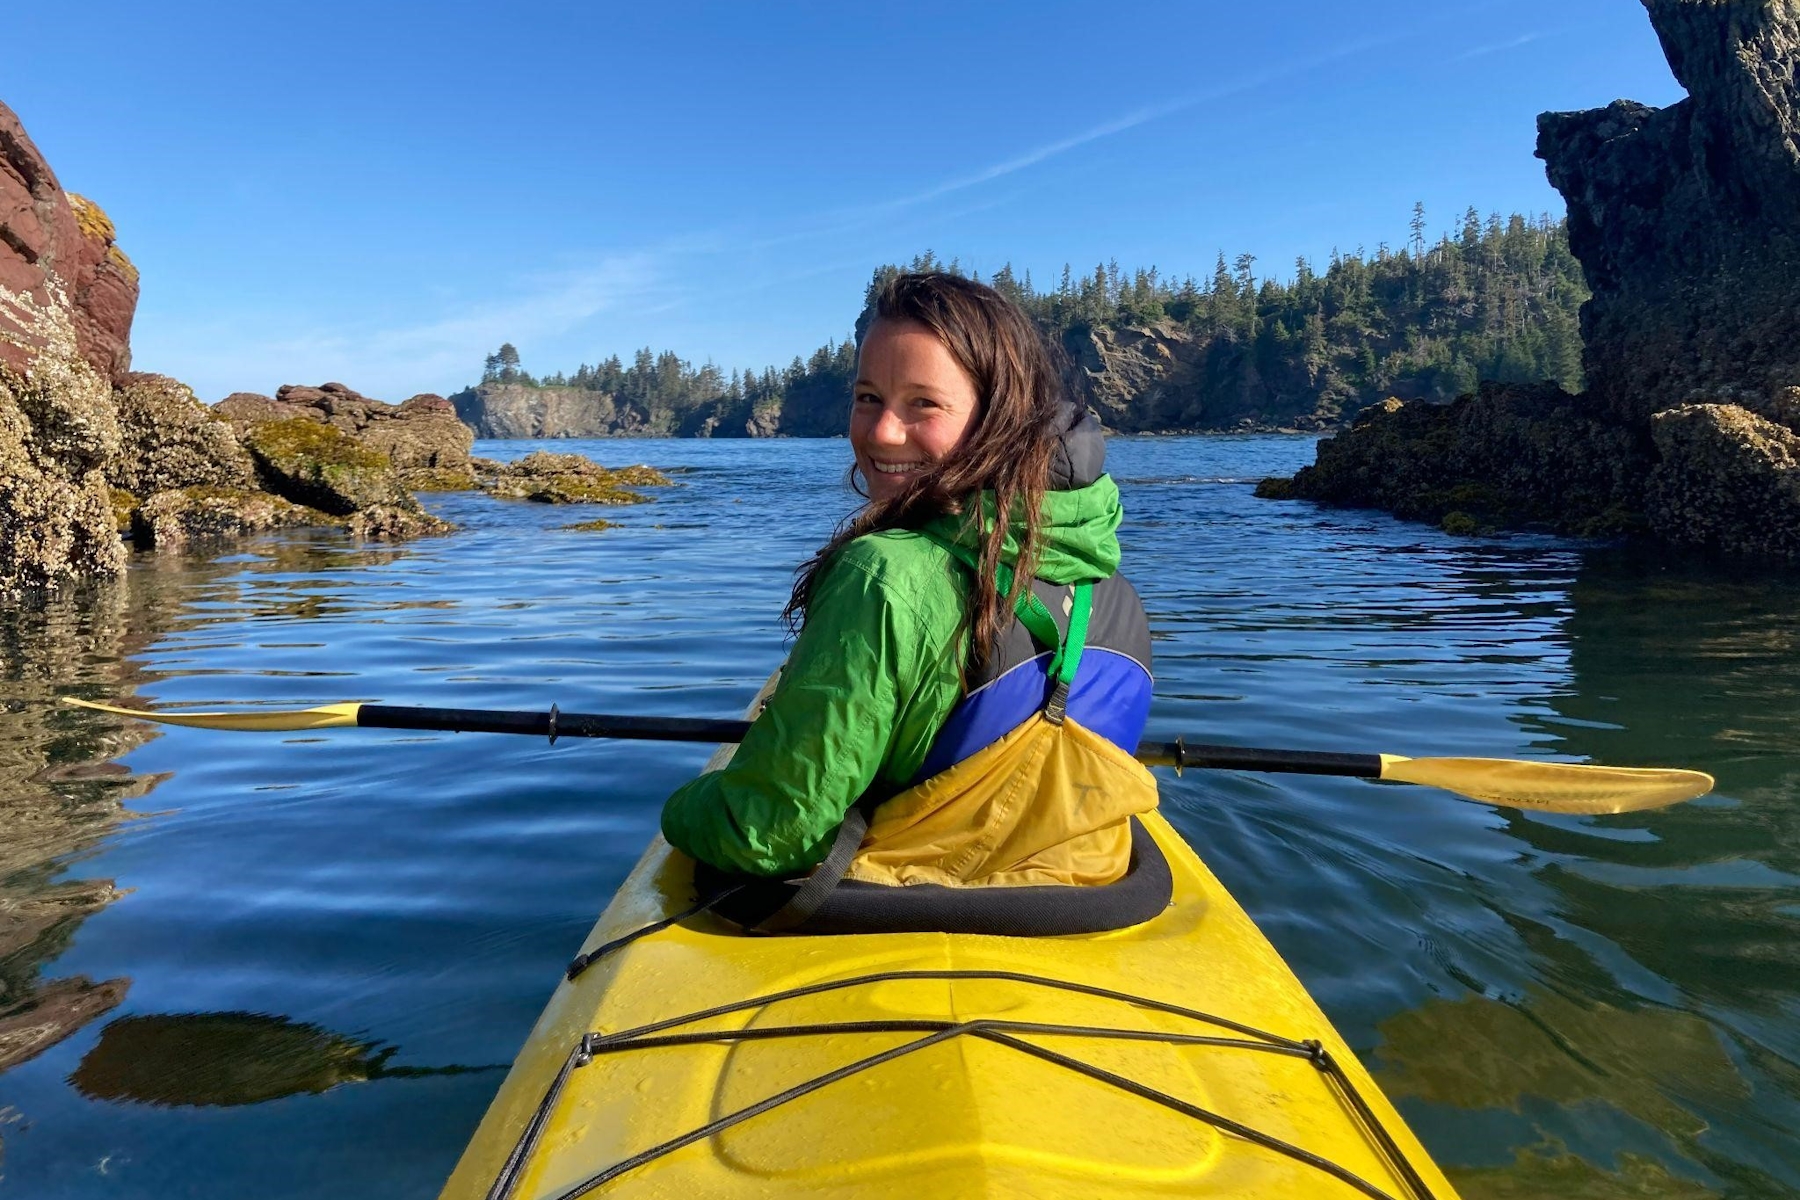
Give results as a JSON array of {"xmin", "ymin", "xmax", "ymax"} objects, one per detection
[{"xmin": 0, "ymin": 101, "xmax": 137, "ymax": 382}]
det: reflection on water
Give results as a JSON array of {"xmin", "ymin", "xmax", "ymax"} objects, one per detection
[
  {"xmin": 0, "ymin": 580, "xmax": 172, "ymax": 1075},
  {"xmin": 72, "ymin": 1012, "xmax": 495, "ymax": 1107},
  {"xmin": 1360, "ymin": 549, "xmax": 1800, "ymax": 1199},
  {"xmin": 0, "ymin": 437, "xmax": 1794, "ymax": 1199}
]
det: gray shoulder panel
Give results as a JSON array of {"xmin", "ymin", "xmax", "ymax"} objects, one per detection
[{"xmin": 974, "ymin": 572, "xmax": 1152, "ymax": 687}]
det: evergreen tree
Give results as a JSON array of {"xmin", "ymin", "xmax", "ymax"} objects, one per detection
[{"xmin": 476, "ymin": 205, "xmax": 1590, "ymax": 433}]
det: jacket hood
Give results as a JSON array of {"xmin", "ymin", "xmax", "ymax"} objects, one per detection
[
  {"xmin": 1048, "ymin": 401, "xmax": 1106, "ymax": 491},
  {"xmin": 924, "ymin": 472, "xmax": 1123, "ymax": 584}
]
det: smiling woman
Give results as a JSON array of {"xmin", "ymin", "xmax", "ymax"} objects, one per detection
[
  {"xmin": 658, "ymin": 271, "xmax": 1157, "ymax": 903},
  {"xmin": 850, "ymin": 318, "xmax": 981, "ymax": 500}
]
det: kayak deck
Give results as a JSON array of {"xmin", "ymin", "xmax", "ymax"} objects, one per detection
[{"xmin": 441, "ymin": 812, "xmax": 1459, "ymax": 1199}]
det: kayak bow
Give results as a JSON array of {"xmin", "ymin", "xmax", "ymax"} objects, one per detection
[{"xmin": 438, "ymin": 688, "xmax": 1466, "ymax": 1200}]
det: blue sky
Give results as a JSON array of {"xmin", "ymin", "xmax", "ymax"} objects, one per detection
[{"xmin": 7, "ymin": 1, "xmax": 1682, "ymax": 401}]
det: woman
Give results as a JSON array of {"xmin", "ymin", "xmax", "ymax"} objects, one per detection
[{"xmin": 661, "ymin": 272, "xmax": 1156, "ymax": 891}]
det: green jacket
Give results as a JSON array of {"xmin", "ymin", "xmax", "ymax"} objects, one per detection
[{"xmin": 660, "ymin": 475, "xmax": 1125, "ymax": 877}]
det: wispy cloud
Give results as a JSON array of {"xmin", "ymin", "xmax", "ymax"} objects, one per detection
[
  {"xmin": 147, "ymin": 15, "xmax": 1489, "ymax": 397},
  {"xmin": 140, "ymin": 252, "xmax": 668, "ymax": 399},
  {"xmin": 851, "ymin": 28, "xmax": 1416, "ymax": 218},
  {"xmin": 1452, "ymin": 31, "xmax": 1543, "ymax": 62}
]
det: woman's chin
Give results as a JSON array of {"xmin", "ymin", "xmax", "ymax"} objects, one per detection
[{"xmin": 864, "ymin": 472, "xmax": 923, "ymax": 503}]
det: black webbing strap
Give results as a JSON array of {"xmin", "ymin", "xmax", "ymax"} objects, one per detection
[
  {"xmin": 565, "ymin": 885, "xmax": 746, "ymax": 981},
  {"xmin": 751, "ymin": 796, "xmax": 875, "ymax": 933}
]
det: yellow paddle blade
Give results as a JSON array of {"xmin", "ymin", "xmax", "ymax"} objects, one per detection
[
  {"xmin": 61, "ymin": 697, "xmax": 364, "ymax": 732},
  {"xmin": 1378, "ymin": 754, "xmax": 1713, "ymax": 814}
]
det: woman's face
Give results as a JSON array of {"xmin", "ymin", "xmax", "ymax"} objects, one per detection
[{"xmin": 850, "ymin": 318, "xmax": 981, "ymax": 502}]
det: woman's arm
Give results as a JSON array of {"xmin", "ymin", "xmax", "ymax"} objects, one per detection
[{"xmin": 660, "ymin": 541, "xmax": 960, "ymax": 877}]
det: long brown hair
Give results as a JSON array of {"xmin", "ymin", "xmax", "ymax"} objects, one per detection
[{"xmin": 783, "ymin": 271, "xmax": 1068, "ymax": 674}]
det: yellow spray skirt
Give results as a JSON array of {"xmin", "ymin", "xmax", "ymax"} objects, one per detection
[{"xmin": 848, "ymin": 713, "xmax": 1161, "ymax": 888}]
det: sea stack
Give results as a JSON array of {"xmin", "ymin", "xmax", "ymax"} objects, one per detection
[{"xmin": 1267, "ymin": 0, "xmax": 1800, "ymax": 560}]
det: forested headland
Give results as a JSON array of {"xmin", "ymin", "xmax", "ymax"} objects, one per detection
[{"xmin": 451, "ymin": 205, "xmax": 1588, "ymax": 438}]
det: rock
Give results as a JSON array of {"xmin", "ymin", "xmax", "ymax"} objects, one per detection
[
  {"xmin": 0, "ymin": 100, "xmax": 138, "ymax": 383},
  {"xmin": 109, "ymin": 372, "xmax": 255, "ymax": 497},
  {"xmin": 1536, "ymin": 0, "xmax": 1800, "ymax": 424},
  {"xmin": 475, "ymin": 450, "xmax": 670, "ymax": 504},
  {"xmin": 1072, "ymin": 320, "xmax": 1207, "ymax": 430},
  {"xmin": 405, "ymin": 467, "xmax": 484, "ymax": 492},
  {"xmin": 1281, "ymin": 383, "xmax": 1653, "ymax": 537},
  {"xmin": 241, "ymin": 418, "xmax": 408, "ymax": 512},
  {"xmin": 0, "ymin": 285, "xmax": 126, "ymax": 592},
  {"xmin": 108, "ymin": 486, "xmax": 136, "ymax": 532},
  {"xmin": 222, "ymin": 383, "xmax": 477, "ymax": 489},
  {"xmin": 345, "ymin": 503, "xmax": 452, "ymax": 540},
  {"xmin": 451, "ymin": 382, "xmax": 660, "ymax": 438},
  {"xmin": 365, "ymin": 393, "xmax": 476, "ymax": 485},
  {"xmin": 451, "ymin": 379, "xmax": 840, "ymax": 439},
  {"xmin": 130, "ymin": 486, "xmax": 334, "ymax": 551},
  {"xmin": 1646, "ymin": 402, "xmax": 1800, "ymax": 556},
  {"xmin": 214, "ymin": 391, "xmax": 312, "ymax": 426},
  {"xmin": 1267, "ymin": 1, "xmax": 1800, "ymax": 560}
]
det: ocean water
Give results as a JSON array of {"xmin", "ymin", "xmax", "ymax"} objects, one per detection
[{"xmin": 1, "ymin": 435, "xmax": 1796, "ymax": 1198}]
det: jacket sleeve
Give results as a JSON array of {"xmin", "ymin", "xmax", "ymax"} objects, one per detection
[{"xmin": 660, "ymin": 547, "xmax": 924, "ymax": 877}]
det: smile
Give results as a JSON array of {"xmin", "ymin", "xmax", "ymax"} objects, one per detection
[{"xmin": 871, "ymin": 461, "xmax": 926, "ymax": 475}]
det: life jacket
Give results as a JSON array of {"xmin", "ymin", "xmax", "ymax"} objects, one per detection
[{"xmin": 843, "ymin": 535, "xmax": 1159, "ymax": 888}]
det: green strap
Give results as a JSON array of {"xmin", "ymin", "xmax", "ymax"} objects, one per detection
[
  {"xmin": 918, "ymin": 528, "xmax": 1093, "ymax": 695},
  {"xmin": 1054, "ymin": 582, "xmax": 1092, "ymax": 687}
]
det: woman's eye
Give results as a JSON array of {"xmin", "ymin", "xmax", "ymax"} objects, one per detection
[{"xmin": 853, "ymin": 392, "xmax": 879, "ymax": 405}]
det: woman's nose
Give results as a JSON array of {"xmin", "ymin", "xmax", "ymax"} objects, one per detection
[{"xmin": 870, "ymin": 405, "xmax": 907, "ymax": 445}]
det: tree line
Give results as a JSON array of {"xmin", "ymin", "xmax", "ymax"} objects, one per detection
[{"xmin": 473, "ymin": 204, "xmax": 1588, "ymax": 432}]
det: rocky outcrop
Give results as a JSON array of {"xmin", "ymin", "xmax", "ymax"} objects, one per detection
[
  {"xmin": 0, "ymin": 104, "xmax": 473, "ymax": 590},
  {"xmin": 0, "ymin": 285, "xmax": 128, "ymax": 591},
  {"xmin": 1260, "ymin": 384, "xmax": 1654, "ymax": 536},
  {"xmin": 452, "ymin": 381, "xmax": 848, "ymax": 439},
  {"xmin": 1072, "ymin": 321, "xmax": 1206, "ymax": 430},
  {"xmin": 238, "ymin": 418, "xmax": 450, "ymax": 539},
  {"xmin": 476, "ymin": 450, "xmax": 670, "ymax": 504},
  {"xmin": 0, "ymin": 100, "xmax": 137, "ymax": 383},
  {"xmin": 218, "ymin": 382, "xmax": 476, "ymax": 489},
  {"xmin": 1066, "ymin": 320, "xmax": 1331, "ymax": 433},
  {"xmin": 1539, "ymin": 0, "xmax": 1800, "ymax": 426},
  {"xmin": 1, "ymin": 102, "xmax": 137, "ymax": 593},
  {"xmin": 1646, "ymin": 402, "xmax": 1800, "ymax": 557},
  {"xmin": 109, "ymin": 373, "xmax": 255, "ymax": 497},
  {"xmin": 129, "ymin": 487, "xmax": 333, "ymax": 551},
  {"xmin": 452, "ymin": 383, "xmax": 665, "ymax": 439},
  {"xmin": 1269, "ymin": 0, "xmax": 1800, "ymax": 559}
]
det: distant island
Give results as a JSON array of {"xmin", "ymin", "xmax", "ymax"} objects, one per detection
[{"xmin": 452, "ymin": 207, "xmax": 1587, "ymax": 438}]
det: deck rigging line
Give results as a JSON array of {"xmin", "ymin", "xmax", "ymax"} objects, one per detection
[{"xmin": 484, "ymin": 965, "xmax": 1440, "ymax": 1200}]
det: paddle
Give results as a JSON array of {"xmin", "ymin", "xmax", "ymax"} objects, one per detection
[{"xmin": 62, "ymin": 697, "xmax": 1712, "ymax": 815}]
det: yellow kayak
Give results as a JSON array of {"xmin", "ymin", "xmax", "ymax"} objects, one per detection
[{"xmin": 440, "ymin": 804, "xmax": 1461, "ymax": 1199}]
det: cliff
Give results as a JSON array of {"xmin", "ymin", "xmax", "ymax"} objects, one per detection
[
  {"xmin": 1542, "ymin": 0, "xmax": 1800, "ymax": 424},
  {"xmin": 452, "ymin": 383, "xmax": 668, "ymax": 438},
  {"xmin": 452, "ymin": 381, "xmax": 843, "ymax": 439},
  {"xmin": 1268, "ymin": 0, "xmax": 1800, "ymax": 561},
  {"xmin": 452, "ymin": 324, "xmax": 1342, "ymax": 441},
  {"xmin": 0, "ymin": 102, "xmax": 137, "ymax": 383}
]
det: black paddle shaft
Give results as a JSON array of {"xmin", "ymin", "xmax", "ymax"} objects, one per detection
[
  {"xmin": 355, "ymin": 705, "xmax": 754, "ymax": 745},
  {"xmin": 353, "ymin": 704, "xmax": 1386, "ymax": 778},
  {"xmin": 1135, "ymin": 741, "xmax": 1384, "ymax": 778}
]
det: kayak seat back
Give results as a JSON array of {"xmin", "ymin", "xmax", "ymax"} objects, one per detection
[{"xmin": 694, "ymin": 815, "xmax": 1172, "ymax": 936}]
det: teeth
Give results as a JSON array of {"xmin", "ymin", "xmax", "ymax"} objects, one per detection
[{"xmin": 873, "ymin": 461, "xmax": 923, "ymax": 474}]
